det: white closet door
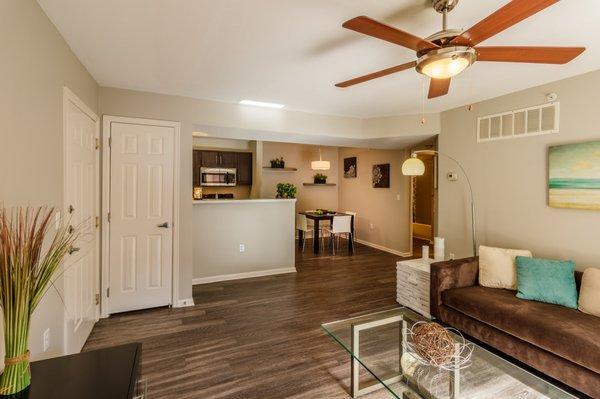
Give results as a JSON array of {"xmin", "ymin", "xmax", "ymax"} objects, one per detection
[{"xmin": 109, "ymin": 122, "xmax": 174, "ymax": 313}]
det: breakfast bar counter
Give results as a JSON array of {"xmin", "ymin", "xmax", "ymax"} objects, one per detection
[{"xmin": 192, "ymin": 198, "xmax": 297, "ymax": 283}]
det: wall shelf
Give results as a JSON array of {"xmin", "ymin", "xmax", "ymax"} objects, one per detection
[
  {"xmin": 303, "ymin": 183, "xmax": 336, "ymax": 186},
  {"xmin": 263, "ymin": 167, "xmax": 298, "ymax": 171}
]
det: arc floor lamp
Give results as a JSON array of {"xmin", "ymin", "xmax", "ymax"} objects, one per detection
[{"xmin": 402, "ymin": 150, "xmax": 477, "ymax": 256}]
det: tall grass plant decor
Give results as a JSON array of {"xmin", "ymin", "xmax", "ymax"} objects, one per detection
[{"xmin": 0, "ymin": 207, "xmax": 77, "ymax": 395}]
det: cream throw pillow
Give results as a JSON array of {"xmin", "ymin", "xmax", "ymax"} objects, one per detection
[
  {"xmin": 578, "ymin": 268, "xmax": 600, "ymax": 317},
  {"xmin": 479, "ymin": 245, "xmax": 532, "ymax": 290}
]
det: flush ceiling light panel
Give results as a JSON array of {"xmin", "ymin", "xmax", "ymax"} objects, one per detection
[{"xmin": 239, "ymin": 100, "xmax": 285, "ymax": 109}]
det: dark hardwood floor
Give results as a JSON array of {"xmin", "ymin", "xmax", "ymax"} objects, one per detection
[{"xmin": 84, "ymin": 241, "xmax": 404, "ymax": 398}]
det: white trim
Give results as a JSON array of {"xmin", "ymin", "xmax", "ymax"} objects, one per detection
[
  {"xmin": 101, "ymin": 116, "xmax": 181, "ymax": 318},
  {"xmin": 62, "ymin": 87, "xmax": 100, "ymax": 318},
  {"xmin": 354, "ymin": 238, "xmax": 411, "ymax": 258},
  {"xmin": 175, "ymin": 298, "xmax": 195, "ymax": 308},
  {"xmin": 193, "ymin": 198, "xmax": 296, "ymax": 205},
  {"xmin": 192, "ymin": 267, "xmax": 297, "ymax": 285}
]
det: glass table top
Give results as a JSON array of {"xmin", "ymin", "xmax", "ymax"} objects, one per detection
[{"xmin": 321, "ymin": 308, "xmax": 578, "ymax": 399}]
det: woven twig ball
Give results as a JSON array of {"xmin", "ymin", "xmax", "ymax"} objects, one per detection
[{"xmin": 411, "ymin": 322, "xmax": 455, "ymax": 366}]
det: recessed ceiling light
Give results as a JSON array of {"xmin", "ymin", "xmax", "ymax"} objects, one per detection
[{"xmin": 239, "ymin": 100, "xmax": 285, "ymax": 109}]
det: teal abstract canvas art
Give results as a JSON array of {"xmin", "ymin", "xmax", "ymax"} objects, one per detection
[{"xmin": 549, "ymin": 140, "xmax": 600, "ymax": 210}]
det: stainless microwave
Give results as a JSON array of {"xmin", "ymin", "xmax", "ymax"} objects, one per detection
[{"xmin": 200, "ymin": 167, "xmax": 237, "ymax": 186}]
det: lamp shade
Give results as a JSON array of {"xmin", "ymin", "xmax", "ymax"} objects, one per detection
[
  {"xmin": 311, "ymin": 160, "xmax": 330, "ymax": 170},
  {"xmin": 401, "ymin": 157, "xmax": 425, "ymax": 176}
]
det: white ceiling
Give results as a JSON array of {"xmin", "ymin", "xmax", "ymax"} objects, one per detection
[{"xmin": 39, "ymin": 0, "xmax": 600, "ymax": 118}]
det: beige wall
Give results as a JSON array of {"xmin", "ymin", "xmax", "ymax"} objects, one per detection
[
  {"xmin": 261, "ymin": 142, "xmax": 339, "ymax": 212},
  {"xmin": 0, "ymin": 0, "xmax": 98, "ymax": 359},
  {"xmin": 338, "ymin": 148, "xmax": 411, "ymax": 254},
  {"xmin": 439, "ymin": 70, "xmax": 600, "ymax": 270},
  {"xmin": 192, "ymin": 200, "xmax": 296, "ymax": 279}
]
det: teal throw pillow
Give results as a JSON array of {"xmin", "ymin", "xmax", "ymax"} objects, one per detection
[{"xmin": 515, "ymin": 256, "xmax": 578, "ymax": 309}]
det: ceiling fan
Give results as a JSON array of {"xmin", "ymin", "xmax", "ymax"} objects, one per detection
[{"xmin": 335, "ymin": 0, "xmax": 585, "ymax": 99}]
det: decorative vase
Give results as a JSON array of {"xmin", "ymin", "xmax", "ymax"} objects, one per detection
[
  {"xmin": 314, "ymin": 177, "xmax": 326, "ymax": 184},
  {"xmin": 0, "ymin": 322, "xmax": 31, "ymax": 395},
  {"xmin": 0, "ymin": 207, "xmax": 79, "ymax": 396}
]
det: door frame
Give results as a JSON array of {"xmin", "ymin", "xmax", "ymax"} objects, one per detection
[
  {"xmin": 408, "ymin": 152, "xmax": 437, "ymax": 256},
  {"xmin": 62, "ymin": 87, "xmax": 101, "ymax": 332},
  {"xmin": 101, "ymin": 116, "xmax": 181, "ymax": 318}
]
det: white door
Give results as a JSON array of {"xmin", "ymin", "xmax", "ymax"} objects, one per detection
[
  {"xmin": 109, "ymin": 122, "xmax": 174, "ymax": 313},
  {"xmin": 63, "ymin": 89, "xmax": 99, "ymax": 354}
]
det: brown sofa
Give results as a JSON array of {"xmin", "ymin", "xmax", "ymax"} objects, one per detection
[{"xmin": 430, "ymin": 257, "xmax": 600, "ymax": 398}]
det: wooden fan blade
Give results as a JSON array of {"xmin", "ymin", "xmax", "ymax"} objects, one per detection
[
  {"xmin": 476, "ymin": 46, "xmax": 585, "ymax": 64},
  {"xmin": 335, "ymin": 61, "xmax": 417, "ymax": 88},
  {"xmin": 451, "ymin": 0, "xmax": 559, "ymax": 47},
  {"xmin": 343, "ymin": 16, "xmax": 438, "ymax": 52},
  {"xmin": 428, "ymin": 78, "xmax": 451, "ymax": 99}
]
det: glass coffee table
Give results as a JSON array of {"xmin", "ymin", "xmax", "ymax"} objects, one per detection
[{"xmin": 321, "ymin": 308, "xmax": 578, "ymax": 399}]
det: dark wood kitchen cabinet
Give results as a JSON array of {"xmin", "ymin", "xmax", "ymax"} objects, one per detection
[
  {"xmin": 200, "ymin": 151, "xmax": 237, "ymax": 168},
  {"xmin": 193, "ymin": 150, "xmax": 253, "ymax": 186},
  {"xmin": 193, "ymin": 150, "xmax": 202, "ymax": 186},
  {"xmin": 201, "ymin": 151, "xmax": 221, "ymax": 168},
  {"xmin": 219, "ymin": 152, "xmax": 237, "ymax": 168},
  {"xmin": 236, "ymin": 152, "xmax": 253, "ymax": 185}
]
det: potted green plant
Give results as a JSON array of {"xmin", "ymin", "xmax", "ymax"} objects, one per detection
[
  {"xmin": 276, "ymin": 183, "xmax": 297, "ymax": 199},
  {"xmin": 0, "ymin": 207, "xmax": 78, "ymax": 395},
  {"xmin": 270, "ymin": 157, "xmax": 285, "ymax": 168},
  {"xmin": 313, "ymin": 173, "xmax": 327, "ymax": 184}
]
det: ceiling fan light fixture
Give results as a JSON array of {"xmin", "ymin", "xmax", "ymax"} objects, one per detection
[{"xmin": 417, "ymin": 46, "xmax": 476, "ymax": 79}]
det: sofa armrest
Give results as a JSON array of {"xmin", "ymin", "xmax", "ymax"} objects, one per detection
[{"xmin": 430, "ymin": 257, "xmax": 479, "ymax": 319}]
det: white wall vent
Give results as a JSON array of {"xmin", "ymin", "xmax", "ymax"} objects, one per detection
[{"xmin": 477, "ymin": 102, "xmax": 559, "ymax": 143}]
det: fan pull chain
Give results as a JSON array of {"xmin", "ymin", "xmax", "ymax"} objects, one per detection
[{"xmin": 421, "ymin": 76, "xmax": 427, "ymax": 125}]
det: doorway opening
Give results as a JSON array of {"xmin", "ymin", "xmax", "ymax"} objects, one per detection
[{"xmin": 410, "ymin": 152, "xmax": 436, "ymax": 258}]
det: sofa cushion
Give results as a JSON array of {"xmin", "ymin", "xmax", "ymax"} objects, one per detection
[
  {"xmin": 579, "ymin": 268, "xmax": 600, "ymax": 317},
  {"xmin": 442, "ymin": 285, "xmax": 600, "ymax": 374},
  {"xmin": 478, "ymin": 245, "xmax": 532, "ymax": 290},
  {"xmin": 515, "ymin": 256, "xmax": 578, "ymax": 309}
]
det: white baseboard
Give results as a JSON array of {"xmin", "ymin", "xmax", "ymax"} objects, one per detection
[
  {"xmin": 192, "ymin": 267, "xmax": 297, "ymax": 285},
  {"xmin": 354, "ymin": 238, "xmax": 411, "ymax": 258},
  {"xmin": 174, "ymin": 298, "xmax": 195, "ymax": 308}
]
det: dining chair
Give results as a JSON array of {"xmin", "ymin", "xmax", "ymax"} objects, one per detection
[
  {"xmin": 344, "ymin": 211, "xmax": 357, "ymax": 244},
  {"xmin": 296, "ymin": 214, "xmax": 323, "ymax": 252},
  {"xmin": 324, "ymin": 215, "xmax": 352, "ymax": 255}
]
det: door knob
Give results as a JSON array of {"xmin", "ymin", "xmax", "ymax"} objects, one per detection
[
  {"xmin": 68, "ymin": 246, "xmax": 80, "ymax": 255},
  {"xmin": 157, "ymin": 222, "xmax": 170, "ymax": 228}
]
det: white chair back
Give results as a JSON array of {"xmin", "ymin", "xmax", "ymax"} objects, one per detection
[
  {"xmin": 296, "ymin": 214, "xmax": 309, "ymax": 231},
  {"xmin": 331, "ymin": 215, "xmax": 352, "ymax": 234}
]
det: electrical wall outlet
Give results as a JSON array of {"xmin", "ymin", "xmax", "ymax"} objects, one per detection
[
  {"xmin": 239, "ymin": 244, "xmax": 245, "ymax": 253},
  {"xmin": 43, "ymin": 328, "xmax": 50, "ymax": 352},
  {"xmin": 370, "ymin": 223, "xmax": 374, "ymax": 230},
  {"xmin": 396, "ymin": 194, "xmax": 401, "ymax": 201}
]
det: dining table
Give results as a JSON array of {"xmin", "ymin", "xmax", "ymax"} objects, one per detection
[{"xmin": 299, "ymin": 211, "xmax": 354, "ymax": 255}]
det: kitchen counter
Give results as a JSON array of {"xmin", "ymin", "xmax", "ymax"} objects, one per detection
[{"xmin": 193, "ymin": 198, "xmax": 296, "ymax": 205}]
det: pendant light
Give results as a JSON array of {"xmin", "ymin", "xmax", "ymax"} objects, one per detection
[{"xmin": 311, "ymin": 148, "xmax": 330, "ymax": 170}]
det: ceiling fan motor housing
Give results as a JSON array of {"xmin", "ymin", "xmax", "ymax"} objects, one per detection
[{"xmin": 432, "ymin": 0, "xmax": 459, "ymax": 13}]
